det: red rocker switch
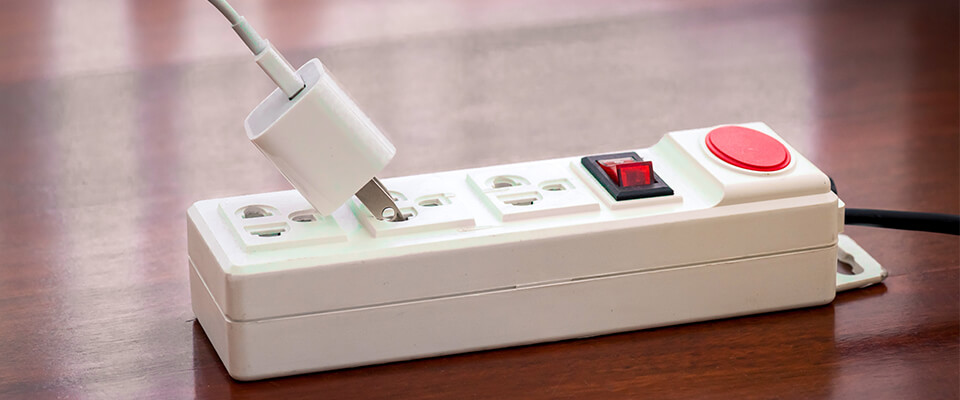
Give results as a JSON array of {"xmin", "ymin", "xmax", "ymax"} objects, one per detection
[{"xmin": 597, "ymin": 158, "xmax": 654, "ymax": 187}]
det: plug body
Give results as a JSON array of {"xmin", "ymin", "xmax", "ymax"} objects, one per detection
[{"xmin": 245, "ymin": 59, "xmax": 396, "ymax": 215}]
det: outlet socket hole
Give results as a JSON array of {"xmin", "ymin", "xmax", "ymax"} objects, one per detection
[
  {"xmin": 290, "ymin": 210, "xmax": 319, "ymax": 223},
  {"xmin": 389, "ymin": 191, "xmax": 407, "ymax": 202},
  {"xmin": 382, "ymin": 207, "xmax": 417, "ymax": 221},
  {"xmin": 493, "ymin": 178, "xmax": 518, "ymax": 188},
  {"xmin": 539, "ymin": 179, "xmax": 573, "ymax": 192},
  {"xmin": 245, "ymin": 223, "xmax": 288, "ymax": 238},
  {"xmin": 416, "ymin": 194, "xmax": 451, "ymax": 207},
  {"xmin": 506, "ymin": 198, "xmax": 536, "ymax": 206},
  {"xmin": 241, "ymin": 205, "xmax": 272, "ymax": 219},
  {"xmin": 488, "ymin": 175, "xmax": 528, "ymax": 189},
  {"xmin": 499, "ymin": 191, "xmax": 543, "ymax": 206}
]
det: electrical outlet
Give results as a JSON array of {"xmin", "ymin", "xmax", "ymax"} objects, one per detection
[
  {"xmin": 466, "ymin": 160, "xmax": 601, "ymax": 221},
  {"xmin": 217, "ymin": 191, "xmax": 346, "ymax": 251},
  {"xmin": 351, "ymin": 175, "xmax": 476, "ymax": 237},
  {"xmin": 189, "ymin": 122, "xmax": 883, "ymax": 380}
]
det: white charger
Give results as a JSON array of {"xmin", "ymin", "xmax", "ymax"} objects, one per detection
[{"xmin": 209, "ymin": 0, "xmax": 405, "ymax": 221}]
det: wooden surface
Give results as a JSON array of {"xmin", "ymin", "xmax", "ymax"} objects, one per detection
[{"xmin": 1, "ymin": 0, "xmax": 957, "ymax": 398}]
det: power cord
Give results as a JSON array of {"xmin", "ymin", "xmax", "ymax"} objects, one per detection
[
  {"xmin": 829, "ymin": 178, "xmax": 959, "ymax": 235},
  {"xmin": 845, "ymin": 209, "xmax": 959, "ymax": 235}
]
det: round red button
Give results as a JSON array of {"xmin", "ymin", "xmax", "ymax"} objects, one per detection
[{"xmin": 705, "ymin": 126, "xmax": 791, "ymax": 172}]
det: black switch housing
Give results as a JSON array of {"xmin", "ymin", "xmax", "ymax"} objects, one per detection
[{"xmin": 581, "ymin": 152, "xmax": 674, "ymax": 201}]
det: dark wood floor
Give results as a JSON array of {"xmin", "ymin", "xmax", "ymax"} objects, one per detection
[{"xmin": 0, "ymin": 0, "xmax": 957, "ymax": 398}]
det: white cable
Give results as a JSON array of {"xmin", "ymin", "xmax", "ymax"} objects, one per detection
[
  {"xmin": 208, "ymin": 0, "xmax": 241, "ymax": 24},
  {"xmin": 255, "ymin": 41, "xmax": 305, "ymax": 97},
  {"xmin": 208, "ymin": 0, "xmax": 305, "ymax": 98},
  {"xmin": 229, "ymin": 16, "xmax": 266, "ymax": 54}
]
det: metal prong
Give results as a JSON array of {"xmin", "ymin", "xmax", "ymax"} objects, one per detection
[{"xmin": 355, "ymin": 177, "xmax": 407, "ymax": 222}]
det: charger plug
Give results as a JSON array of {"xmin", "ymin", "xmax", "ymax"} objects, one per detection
[
  {"xmin": 245, "ymin": 59, "xmax": 399, "ymax": 218},
  {"xmin": 208, "ymin": 0, "xmax": 405, "ymax": 221}
]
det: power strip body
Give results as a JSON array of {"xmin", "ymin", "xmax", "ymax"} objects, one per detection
[{"xmin": 189, "ymin": 122, "xmax": 845, "ymax": 380}]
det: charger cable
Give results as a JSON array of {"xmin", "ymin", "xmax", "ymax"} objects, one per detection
[{"xmin": 208, "ymin": 0, "xmax": 305, "ymax": 99}]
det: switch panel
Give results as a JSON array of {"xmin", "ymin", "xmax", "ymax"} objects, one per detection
[{"xmin": 581, "ymin": 152, "xmax": 674, "ymax": 201}]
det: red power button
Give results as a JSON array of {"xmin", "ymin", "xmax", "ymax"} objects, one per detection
[{"xmin": 705, "ymin": 126, "xmax": 791, "ymax": 172}]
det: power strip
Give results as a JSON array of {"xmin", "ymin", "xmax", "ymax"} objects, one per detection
[{"xmin": 188, "ymin": 122, "xmax": 885, "ymax": 380}]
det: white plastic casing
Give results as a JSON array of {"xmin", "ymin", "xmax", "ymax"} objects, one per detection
[
  {"xmin": 188, "ymin": 123, "xmax": 870, "ymax": 380},
  {"xmin": 245, "ymin": 58, "xmax": 396, "ymax": 215}
]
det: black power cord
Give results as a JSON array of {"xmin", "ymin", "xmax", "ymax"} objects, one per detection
[
  {"xmin": 845, "ymin": 208, "xmax": 960, "ymax": 235},
  {"xmin": 828, "ymin": 177, "xmax": 960, "ymax": 235}
]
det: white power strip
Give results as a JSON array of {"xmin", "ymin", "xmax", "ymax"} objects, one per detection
[{"xmin": 188, "ymin": 122, "xmax": 884, "ymax": 380}]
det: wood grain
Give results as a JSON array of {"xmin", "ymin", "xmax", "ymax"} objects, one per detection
[{"xmin": 0, "ymin": 0, "xmax": 956, "ymax": 398}]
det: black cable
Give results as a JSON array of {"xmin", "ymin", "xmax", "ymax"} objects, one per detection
[
  {"xmin": 845, "ymin": 208, "xmax": 960, "ymax": 235},
  {"xmin": 828, "ymin": 175, "xmax": 959, "ymax": 235}
]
